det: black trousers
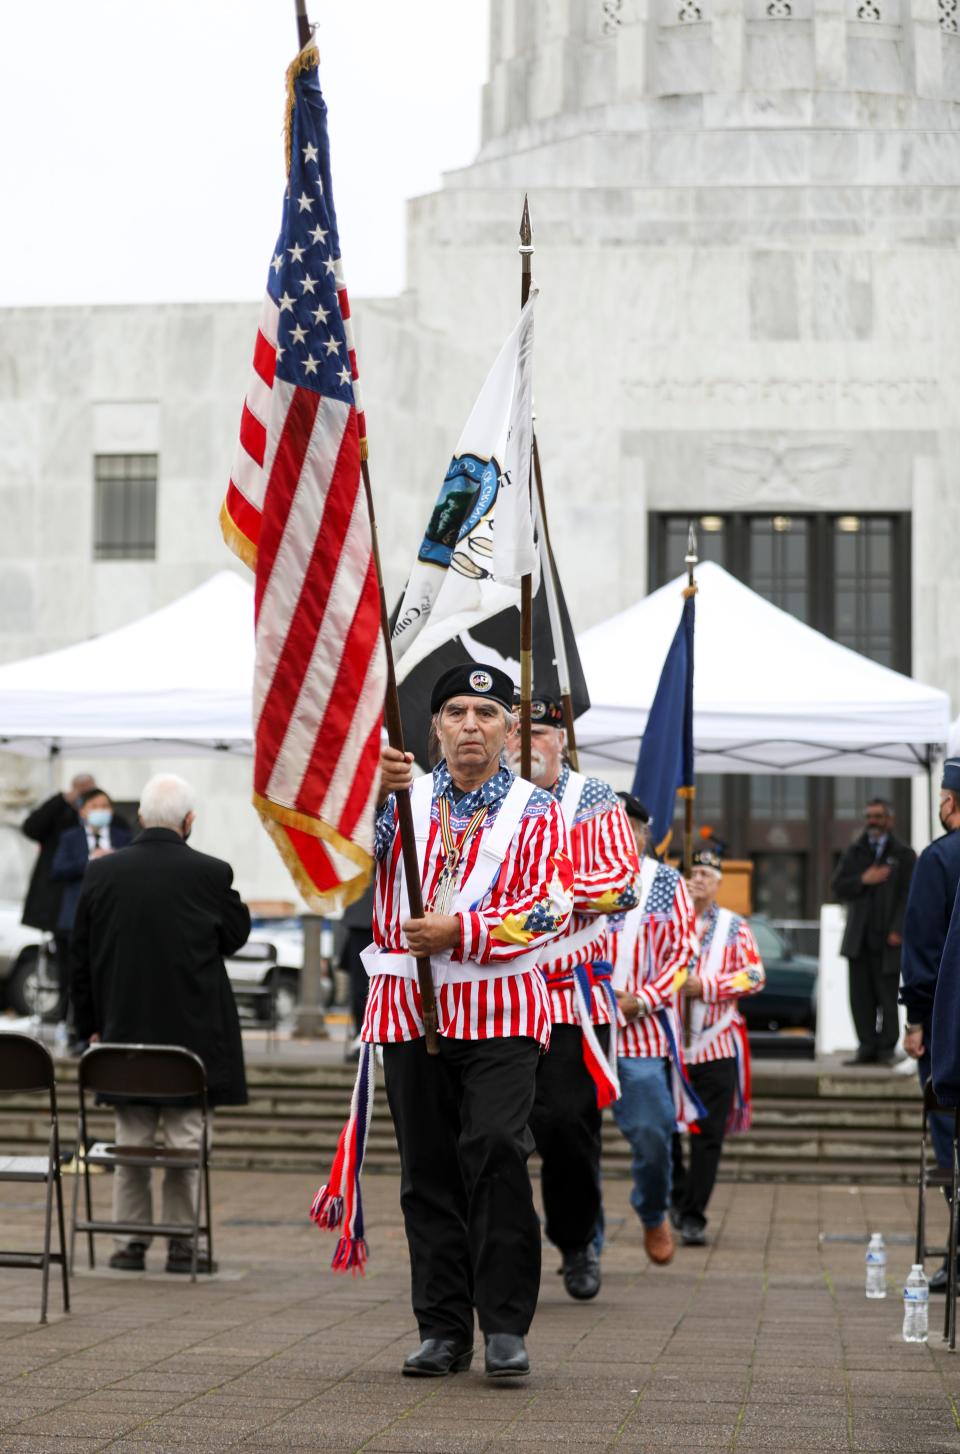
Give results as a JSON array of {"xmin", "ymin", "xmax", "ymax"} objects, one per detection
[
  {"xmin": 848, "ymin": 952, "xmax": 900, "ymax": 1055},
  {"xmin": 341, "ymin": 927, "xmax": 371, "ymax": 1036},
  {"xmin": 672, "ymin": 1058, "xmax": 737, "ymax": 1228},
  {"xmin": 529, "ymin": 1023, "xmax": 608, "ymax": 1254},
  {"xmin": 382, "ymin": 1035, "xmax": 541, "ymax": 1343},
  {"xmin": 54, "ymin": 930, "xmax": 72, "ymax": 1023}
]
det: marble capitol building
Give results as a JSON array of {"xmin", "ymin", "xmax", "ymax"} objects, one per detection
[{"xmin": 1, "ymin": 0, "xmax": 960, "ymax": 917}]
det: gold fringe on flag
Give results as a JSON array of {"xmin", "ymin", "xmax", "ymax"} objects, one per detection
[{"xmin": 284, "ymin": 43, "xmax": 320, "ymax": 177}]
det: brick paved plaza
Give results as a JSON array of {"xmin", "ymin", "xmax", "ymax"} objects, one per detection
[{"xmin": 1, "ymin": 1168, "xmax": 959, "ymax": 1453}]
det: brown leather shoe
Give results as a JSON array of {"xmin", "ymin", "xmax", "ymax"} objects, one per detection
[{"xmin": 643, "ymin": 1218, "xmax": 675, "ymax": 1265}]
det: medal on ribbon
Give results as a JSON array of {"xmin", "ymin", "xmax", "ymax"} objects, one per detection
[{"xmin": 430, "ymin": 796, "xmax": 488, "ymax": 915}]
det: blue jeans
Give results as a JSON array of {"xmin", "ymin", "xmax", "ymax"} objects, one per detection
[{"xmin": 612, "ymin": 1056, "xmax": 675, "ymax": 1229}]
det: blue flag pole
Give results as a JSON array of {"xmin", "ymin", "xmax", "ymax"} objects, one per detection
[{"xmin": 680, "ymin": 524, "xmax": 698, "ymax": 873}]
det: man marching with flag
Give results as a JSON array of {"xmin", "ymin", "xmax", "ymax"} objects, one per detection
[
  {"xmin": 507, "ymin": 695, "xmax": 640, "ymax": 1302},
  {"xmin": 673, "ymin": 844, "xmax": 765, "ymax": 1246},
  {"xmin": 342, "ymin": 665, "xmax": 574, "ymax": 1379}
]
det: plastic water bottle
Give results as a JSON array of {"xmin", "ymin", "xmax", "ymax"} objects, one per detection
[
  {"xmin": 903, "ymin": 1264, "xmax": 929, "ymax": 1342},
  {"xmin": 865, "ymin": 1233, "xmax": 887, "ymax": 1298},
  {"xmin": 52, "ymin": 1021, "xmax": 69, "ymax": 1058}
]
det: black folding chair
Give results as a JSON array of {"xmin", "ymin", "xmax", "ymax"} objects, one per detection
[
  {"xmin": 914, "ymin": 1079, "xmax": 960, "ymax": 1348},
  {"xmin": 71, "ymin": 1044, "xmax": 212, "ymax": 1283},
  {"xmin": 0, "ymin": 1033, "xmax": 69, "ymax": 1322}
]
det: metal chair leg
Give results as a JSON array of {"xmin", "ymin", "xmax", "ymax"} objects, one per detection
[
  {"xmin": 38, "ymin": 1128, "xmax": 54, "ymax": 1324},
  {"xmin": 950, "ymin": 1134, "xmax": 960, "ymax": 1352},
  {"xmin": 54, "ymin": 1163, "xmax": 70, "ymax": 1314},
  {"xmin": 202, "ymin": 1123, "xmax": 214, "ymax": 1269},
  {"xmin": 917, "ymin": 1127, "xmax": 928, "ymax": 1266}
]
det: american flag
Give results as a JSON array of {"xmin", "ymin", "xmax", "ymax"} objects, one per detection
[{"xmin": 221, "ymin": 44, "xmax": 385, "ymax": 911}]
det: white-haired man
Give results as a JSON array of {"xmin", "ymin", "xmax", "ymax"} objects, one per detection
[
  {"xmin": 72, "ymin": 773, "xmax": 250, "ymax": 1274},
  {"xmin": 354, "ymin": 664, "xmax": 573, "ymax": 1381}
]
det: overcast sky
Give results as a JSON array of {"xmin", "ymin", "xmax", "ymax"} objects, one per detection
[{"xmin": 0, "ymin": 1, "xmax": 488, "ymax": 307}]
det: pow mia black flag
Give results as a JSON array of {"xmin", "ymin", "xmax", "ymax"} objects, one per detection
[{"xmin": 393, "ymin": 560, "xmax": 590, "ymax": 771}]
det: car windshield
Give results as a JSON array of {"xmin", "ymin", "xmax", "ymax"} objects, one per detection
[{"xmin": 750, "ymin": 918, "xmax": 786, "ymax": 962}]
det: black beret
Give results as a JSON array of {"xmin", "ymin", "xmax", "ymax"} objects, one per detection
[
  {"xmin": 617, "ymin": 791, "xmax": 650, "ymax": 824},
  {"xmin": 943, "ymin": 758, "xmax": 960, "ymax": 793},
  {"xmin": 691, "ymin": 847, "xmax": 723, "ymax": 873},
  {"xmin": 511, "ymin": 690, "xmax": 564, "ymax": 726},
  {"xmin": 431, "ymin": 663, "xmax": 515, "ymax": 714}
]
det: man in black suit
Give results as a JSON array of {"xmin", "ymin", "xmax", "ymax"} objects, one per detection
[
  {"xmin": 832, "ymin": 798, "xmax": 916, "ymax": 1066},
  {"xmin": 51, "ymin": 787, "xmax": 133, "ymax": 1048},
  {"xmin": 72, "ymin": 773, "xmax": 251, "ymax": 1274},
  {"xmin": 21, "ymin": 773, "xmax": 96, "ymax": 1015}
]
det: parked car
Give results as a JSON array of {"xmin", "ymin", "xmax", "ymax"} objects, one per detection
[
  {"xmin": 0, "ymin": 900, "xmax": 310, "ymax": 1025},
  {"xmin": 741, "ymin": 915, "xmax": 818, "ymax": 1034},
  {"xmin": 0, "ymin": 901, "xmax": 60, "ymax": 1018}
]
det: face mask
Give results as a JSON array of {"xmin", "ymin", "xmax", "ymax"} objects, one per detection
[{"xmin": 86, "ymin": 808, "xmax": 111, "ymax": 829}]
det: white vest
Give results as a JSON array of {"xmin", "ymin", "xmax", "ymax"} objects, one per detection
[
  {"xmin": 362, "ymin": 774, "xmax": 544, "ymax": 987},
  {"xmin": 691, "ymin": 906, "xmax": 737, "ymax": 1043}
]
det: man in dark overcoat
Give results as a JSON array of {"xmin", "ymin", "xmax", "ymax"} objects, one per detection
[
  {"xmin": 832, "ymin": 797, "xmax": 916, "ymax": 1065},
  {"xmin": 21, "ymin": 773, "xmax": 96, "ymax": 1016},
  {"xmin": 901, "ymin": 758, "xmax": 960, "ymax": 1290},
  {"xmin": 72, "ymin": 772, "xmax": 250, "ymax": 1274}
]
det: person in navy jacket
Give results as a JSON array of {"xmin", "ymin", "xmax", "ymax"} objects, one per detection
[
  {"xmin": 902, "ymin": 759, "xmax": 960, "ymax": 1290},
  {"xmin": 52, "ymin": 787, "xmax": 132, "ymax": 932},
  {"xmin": 51, "ymin": 786, "xmax": 131, "ymax": 1039}
]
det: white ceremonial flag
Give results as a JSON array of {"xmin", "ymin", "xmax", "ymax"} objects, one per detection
[{"xmin": 392, "ymin": 291, "xmax": 540, "ymax": 684}]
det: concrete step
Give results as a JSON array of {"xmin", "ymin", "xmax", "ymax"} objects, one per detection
[{"xmin": 0, "ymin": 1052, "xmax": 927, "ymax": 1184}]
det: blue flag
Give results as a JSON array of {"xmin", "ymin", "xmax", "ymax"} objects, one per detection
[{"xmin": 631, "ymin": 593, "xmax": 695, "ymax": 855}]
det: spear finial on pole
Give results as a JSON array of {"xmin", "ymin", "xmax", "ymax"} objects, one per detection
[
  {"xmin": 518, "ymin": 195, "xmax": 534, "ymax": 778},
  {"xmin": 685, "ymin": 521, "xmax": 699, "ymax": 593}
]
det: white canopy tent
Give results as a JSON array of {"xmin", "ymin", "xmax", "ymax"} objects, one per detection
[
  {"xmin": 0, "ymin": 572, "xmax": 255, "ymax": 758},
  {"xmin": 576, "ymin": 563, "xmax": 950, "ymax": 777}
]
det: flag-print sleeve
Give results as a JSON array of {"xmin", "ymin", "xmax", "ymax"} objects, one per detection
[
  {"xmin": 636, "ymin": 874, "xmax": 698, "ymax": 1015},
  {"xmin": 374, "ymin": 795, "xmax": 398, "ymax": 862},
  {"xmin": 702, "ymin": 919, "xmax": 766, "ymax": 1002},
  {"xmin": 573, "ymin": 801, "xmax": 641, "ymax": 915},
  {"xmin": 454, "ymin": 799, "xmax": 574, "ymax": 965}
]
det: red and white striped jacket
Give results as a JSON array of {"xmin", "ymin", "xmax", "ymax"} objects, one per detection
[
  {"xmin": 361, "ymin": 763, "xmax": 574, "ymax": 1046},
  {"xmin": 610, "ymin": 863, "xmax": 698, "ymax": 1059},
  {"xmin": 687, "ymin": 901, "xmax": 765, "ymax": 1064},
  {"xmin": 539, "ymin": 766, "xmax": 640, "ymax": 1027}
]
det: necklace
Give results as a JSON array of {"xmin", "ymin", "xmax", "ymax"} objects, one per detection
[{"xmin": 429, "ymin": 795, "xmax": 488, "ymax": 915}]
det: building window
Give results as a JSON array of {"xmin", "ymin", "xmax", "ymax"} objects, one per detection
[
  {"xmin": 749, "ymin": 516, "xmax": 808, "ymax": 623},
  {"xmin": 94, "ymin": 454, "xmax": 158, "ymax": 561},
  {"xmin": 833, "ymin": 515, "xmax": 893, "ymax": 666},
  {"xmin": 649, "ymin": 510, "xmax": 911, "ymax": 919}
]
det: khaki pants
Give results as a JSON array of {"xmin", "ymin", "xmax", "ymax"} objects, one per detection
[{"xmin": 113, "ymin": 1105, "xmax": 208, "ymax": 1248}]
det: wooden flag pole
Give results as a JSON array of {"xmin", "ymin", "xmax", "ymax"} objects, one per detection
[
  {"xmin": 518, "ymin": 196, "xmax": 534, "ymax": 780},
  {"xmin": 295, "ymin": 0, "xmax": 311, "ymax": 46},
  {"xmin": 531, "ymin": 435, "xmax": 579, "ymax": 771},
  {"xmin": 361, "ymin": 459, "xmax": 440, "ymax": 1056},
  {"xmin": 293, "ymin": 0, "xmax": 438, "ymax": 1055}
]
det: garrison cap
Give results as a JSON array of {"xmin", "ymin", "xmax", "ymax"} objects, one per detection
[
  {"xmin": 691, "ymin": 846, "xmax": 723, "ymax": 874},
  {"xmin": 511, "ymin": 689, "xmax": 564, "ymax": 726},
  {"xmin": 943, "ymin": 759, "xmax": 960, "ymax": 793},
  {"xmin": 617, "ymin": 792, "xmax": 650, "ymax": 825},
  {"xmin": 430, "ymin": 663, "xmax": 515, "ymax": 715}
]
